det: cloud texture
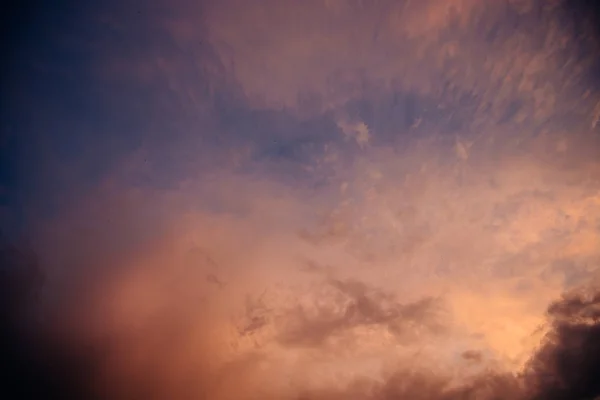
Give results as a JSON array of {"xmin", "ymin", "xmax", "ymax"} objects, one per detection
[{"xmin": 2, "ymin": 0, "xmax": 600, "ymax": 399}]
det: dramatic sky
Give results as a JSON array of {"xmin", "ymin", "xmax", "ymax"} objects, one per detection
[{"xmin": 2, "ymin": 0, "xmax": 600, "ymax": 399}]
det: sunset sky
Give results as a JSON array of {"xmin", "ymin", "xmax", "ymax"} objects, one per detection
[{"xmin": 2, "ymin": 0, "xmax": 600, "ymax": 399}]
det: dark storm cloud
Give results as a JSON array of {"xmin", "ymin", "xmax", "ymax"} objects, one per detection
[{"xmin": 526, "ymin": 290, "xmax": 600, "ymax": 400}]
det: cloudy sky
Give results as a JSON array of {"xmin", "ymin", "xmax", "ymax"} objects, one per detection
[{"xmin": 2, "ymin": 0, "xmax": 600, "ymax": 399}]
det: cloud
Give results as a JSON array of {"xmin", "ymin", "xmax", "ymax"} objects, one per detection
[
  {"xmin": 192, "ymin": 0, "xmax": 599, "ymax": 125},
  {"xmin": 276, "ymin": 278, "xmax": 446, "ymax": 348},
  {"xmin": 4, "ymin": 142, "xmax": 600, "ymax": 398},
  {"xmin": 5, "ymin": 234, "xmax": 600, "ymax": 400},
  {"xmin": 525, "ymin": 289, "xmax": 600, "ymax": 400},
  {"xmin": 3, "ymin": 0, "xmax": 600, "ymax": 399},
  {"xmin": 4, "ymin": 119, "xmax": 596, "ymax": 398}
]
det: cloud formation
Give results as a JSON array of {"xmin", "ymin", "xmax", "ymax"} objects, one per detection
[
  {"xmin": 3, "ymin": 0, "xmax": 600, "ymax": 399},
  {"xmin": 3, "ymin": 239, "xmax": 600, "ymax": 399}
]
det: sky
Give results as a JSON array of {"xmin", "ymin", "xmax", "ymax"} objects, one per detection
[{"xmin": 2, "ymin": 0, "xmax": 600, "ymax": 399}]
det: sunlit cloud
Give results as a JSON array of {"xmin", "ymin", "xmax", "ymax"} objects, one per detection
[{"xmin": 3, "ymin": 0, "xmax": 600, "ymax": 399}]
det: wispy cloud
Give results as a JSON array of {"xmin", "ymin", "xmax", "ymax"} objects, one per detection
[{"xmin": 3, "ymin": 0, "xmax": 600, "ymax": 399}]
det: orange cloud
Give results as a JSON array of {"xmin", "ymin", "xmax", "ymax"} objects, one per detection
[{"xmin": 4, "ymin": 0, "xmax": 600, "ymax": 399}]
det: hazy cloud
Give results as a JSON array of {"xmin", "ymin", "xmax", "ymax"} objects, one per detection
[{"xmin": 3, "ymin": 0, "xmax": 600, "ymax": 399}]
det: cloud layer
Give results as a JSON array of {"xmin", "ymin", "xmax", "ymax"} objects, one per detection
[{"xmin": 3, "ymin": 0, "xmax": 600, "ymax": 399}]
